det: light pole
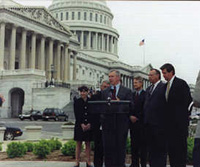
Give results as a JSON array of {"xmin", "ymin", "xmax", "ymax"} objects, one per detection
[{"xmin": 50, "ymin": 64, "xmax": 54, "ymax": 86}]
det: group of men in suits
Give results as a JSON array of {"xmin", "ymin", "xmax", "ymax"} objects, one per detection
[
  {"xmin": 129, "ymin": 63, "xmax": 192, "ymax": 167},
  {"xmin": 96, "ymin": 63, "xmax": 192, "ymax": 167}
]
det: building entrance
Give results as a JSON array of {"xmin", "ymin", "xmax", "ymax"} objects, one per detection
[{"xmin": 10, "ymin": 88, "xmax": 24, "ymax": 118}]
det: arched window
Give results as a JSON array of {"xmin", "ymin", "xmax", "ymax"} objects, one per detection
[
  {"xmin": 100, "ymin": 15, "xmax": 102, "ymax": 23},
  {"xmin": 66, "ymin": 12, "xmax": 69, "ymax": 20},
  {"xmin": 61, "ymin": 12, "xmax": 63, "ymax": 21},
  {"xmin": 95, "ymin": 14, "xmax": 98, "ymax": 22},
  {"xmin": 72, "ymin": 12, "xmax": 75, "ymax": 20},
  {"xmin": 78, "ymin": 12, "xmax": 81, "ymax": 20},
  {"xmin": 84, "ymin": 12, "xmax": 87, "ymax": 20},
  {"xmin": 90, "ymin": 13, "xmax": 93, "ymax": 21}
]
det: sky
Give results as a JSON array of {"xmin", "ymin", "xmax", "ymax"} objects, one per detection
[{"xmin": 15, "ymin": 0, "xmax": 200, "ymax": 84}]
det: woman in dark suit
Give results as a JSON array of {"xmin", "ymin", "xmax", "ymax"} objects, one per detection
[{"xmin": 74, "ymin": 86, "xmax": 93, "ymax": 167}]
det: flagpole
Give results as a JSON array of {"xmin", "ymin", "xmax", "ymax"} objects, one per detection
[{"xmin": 143, "ymin": 44, "xmax": 145, "ymax": 66}]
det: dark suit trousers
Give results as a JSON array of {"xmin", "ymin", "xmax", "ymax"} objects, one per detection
[
  {"xmin": 193, "ymin": 138, "xmax": 200, "ymax": 167},
  {"xmin": 145, "ymin": 125, "xmax": 167, "ymax": 167},
  {"xmin": 102, "ymin": 113, "xmax": 129, "ymax": 167},
  {"xmin": 130, "ymin": 122, "xmax": 147, "ymax": 167},
  {"xmin": 94, "ymin": 129, "xmax": 104, "ymax": 167},
  {"xmin": 167, "ymin": 133, "xmax": 187, "ymax": 167}
]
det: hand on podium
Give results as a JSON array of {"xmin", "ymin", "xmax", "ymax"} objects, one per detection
[{"xmin": 130, "ymin": 115, "xmax": 138, "ymax": 123}]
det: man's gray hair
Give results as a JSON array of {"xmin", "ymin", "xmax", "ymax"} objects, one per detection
[
  {"xmin": 134, "ymin": 76, "xmax": 143, "ymax": 83},
  {"xmin": 109, "ymin": 69, "xmax": 121, "ymax": 77}
]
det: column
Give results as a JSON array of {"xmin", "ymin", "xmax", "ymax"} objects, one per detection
[
  {"xmin": 95, "ymin": 32, "xmax": 98, "ymax": 50},
  {"xmin": 73, "ymin": 52, "xmax": 77, "ymax": 80},
  {"xmin": 68, "ymin": 50, "xmax": 72, "ymax": 80},
  {"xmin": 110, "ymin": 36, "xmax": 113, "ymax": 53},
  {"xmin": 64, "ymin": 44, "xmax": 69, "ymax": 82},
  {"xmin": 0, "ymin": 22, "xmax": 5, "ymax": 70},
  {"xmin": 30, "ymin": 33, "xmax": 36, "ymax": 69},
  {"xmin": 88, "ymin": 31, "xmax": 91, "ymax": 49},
  {"xmin": 9, "ymin": 25, "xmax": 17, "ymax": 70},
  {"xmin": 48, "ymin": 39, "xmax": 53, "ymax": 81},
  {"xmin": 101, "ymin": 33, "xmax": 104, "ymax": 51},
  {"xmin": 116, "ymin": 38, "xmax": 118, "ymax": 55},
  {"xmin": 56, "ymin": 42, "xmax": 61, "ymax": 81},
  {"xmin": 39, "ymin": 36, "xmax": 45, "ymax": 70},
  {"xmin": 81, "ymin": 31, "xmax": 84, "ymax": 49},
  {"xmin": 20, "ymin": 28, "xmax": 27, "ymax": 69}
]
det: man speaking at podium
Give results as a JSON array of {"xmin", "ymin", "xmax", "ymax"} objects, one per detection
[{"xmin": 101, "ymin": 69, "xmax": 133, "ymax": 167}]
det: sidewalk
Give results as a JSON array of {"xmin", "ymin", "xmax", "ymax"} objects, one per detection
[{"xmin": 0, "ymin": 161, "xmax": 193, "ymax": 167}]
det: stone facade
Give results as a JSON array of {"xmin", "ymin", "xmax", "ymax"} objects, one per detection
[{"xmin": 0, "ymin": 0, "xmax": 151, "ymax": 118}]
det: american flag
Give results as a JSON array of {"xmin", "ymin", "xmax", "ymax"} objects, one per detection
[{"xmin": 139, "ymin": 39, "xmax": 145, "ymax": 46}]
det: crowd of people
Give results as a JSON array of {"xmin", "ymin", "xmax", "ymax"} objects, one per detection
[{"xmin": 72, "ymin": 63, "xmax": 200, "ymax": 167}]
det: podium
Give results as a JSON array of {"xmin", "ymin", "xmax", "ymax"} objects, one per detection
[{"xmin": 88, "ymin": 100, "xmax": 131, "ymax": 167}]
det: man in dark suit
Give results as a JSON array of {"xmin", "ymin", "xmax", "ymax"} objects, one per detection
[
  {"xmin": 129, "ymin": 76, "xmax": 147, "ymax": 167},
  {"xmin": 101, "ymin": 69, "xmax": 133, "ymax": 167},
  {"xmin": 91, "ymin": 80, "xmax": 110, "ymax": 167},
  {"xmin": 160, "ymin": 63, "xmax": 192, "ymax": 167},
  {"xmin": 143, "ymin": 69, "xmax": 167, "ymax": 167}
]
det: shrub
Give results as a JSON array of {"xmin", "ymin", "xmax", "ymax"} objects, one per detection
[
  {"xmin": 52, "ymin": 138, "xmax": 62, "ymax": 150},
  {"xmin": 24, "ymin": 142, "xmax": 34, "ymax": 152},
  {"xmin": 33, "ymin": 141, "xmax": 50, "ymax": 158},
  {"xmin": 187, "ymin": 137, "xmax": 194, "ymax": 164},
  {"xmin": 61, "ymin": 139, "xmax": 76, "ymax": 157},
  {"xmin": 90, "ymin": 141, "xmax": 95, "ymax": 151},
  {"xmin": 6, "ymin": 142, "xmax": 27, "ymax": 158},
  {"xmin": 126, "ymin": 137, "xmax": 131, "ymax": 154},
  {"xmin": 38, "ymin": 139, "xmax": 55, "ymax": 152},
  {"xmin": 0, "ymin": 143, "xmax": 2, "ymax": 151}
]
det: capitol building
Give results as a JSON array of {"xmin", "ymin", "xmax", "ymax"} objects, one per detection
[{"xmin": 0, "ymin": 0, "xmax": 151, "ymax": 118}]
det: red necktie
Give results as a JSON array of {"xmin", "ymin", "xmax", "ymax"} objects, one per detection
[{"xmin": 111, "ymin": 86, "xmax": 116, "ymax": 100}]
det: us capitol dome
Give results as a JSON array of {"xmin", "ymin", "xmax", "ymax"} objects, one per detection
[{"xmin": 48, "ymin": 0, "xmax": 119, "ymax": 62}]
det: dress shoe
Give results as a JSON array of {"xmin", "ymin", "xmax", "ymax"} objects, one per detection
[
  {"xmin": 86, "ymin": 162, "xmax": 93, "ymax": 167},
  {"xmin": 74, "ymin": 163, "xmax": 80, "ymax": 167}
]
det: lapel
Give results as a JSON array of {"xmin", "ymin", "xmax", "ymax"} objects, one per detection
[
  {"xmin": 168, "ymin": 76, "xmax": 177, "ymax": 99},
  {"xmin": 150, "ymin": 81, "xmax": 161, "ymax": 98},
  {"xmin": 116, "ymin": 85, "xmax": 124, "ymax": 99}
]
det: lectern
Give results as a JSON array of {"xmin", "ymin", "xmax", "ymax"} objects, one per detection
[{"xmin": 88, "ymin": 99, "xmax": 131, "ymax": 167}]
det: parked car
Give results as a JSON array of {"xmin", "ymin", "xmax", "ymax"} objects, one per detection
[
  {"xmin": 0, "ymin": 123, "xmax": 23, "ymax": 141},
  {"xmin": 19, "ymin": 110, "xmax": 42, "ymax": 121},
  {"xmin": 42, "ymin": 108, "xmax": 68, "ymax": 121}
]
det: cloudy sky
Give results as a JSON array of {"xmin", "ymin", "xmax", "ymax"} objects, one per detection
[{"xmin": 15, "ymin": 0, "xmax": 200, "ymax": 84}]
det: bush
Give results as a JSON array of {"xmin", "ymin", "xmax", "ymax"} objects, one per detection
[
  {"xmin": 0, "ymin": 143, "xmax": 2, "ymax": 151},
  {"xmin": 126, "ymin": 137, "xmax": 131, "ymax": 154},
  {"xmin": 6, "ymin": 142, "xmax": 27, "ymax": 158},
  {"xmin": 90, "ymin": 141, "xmax": 95, "ymax": 151},
  {"xmin": 24, "ymin": 142, "xmax": 34, "ymax": 152},
  {"xmin": 187, "ymin": 137, "xmax": 194, "ymax": 164},
  {"xmin": 61, "ymin": 139, "xmax": 76, "ymax": 157},
  {"xmin": 53, "ymin": 138, "xmax": 62, "ymax": 150},
  {"xmin": 33, "ymin": 141, "xmax": 50, "ymax": 158}
]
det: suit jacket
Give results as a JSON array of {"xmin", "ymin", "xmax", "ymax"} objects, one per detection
[
  {"xmin": 143, "ymin": 81, "xmax": 167, "ymax": 128},
  {"xmin": 131, "ymin": 90, "xmax": 146, "ymax": 123},
  {"xmin": 166, "ymin": 76, "xmax": 192, "ymax": 136},
  {"xmin": 193, "ymin": 71, "xmax": 200, "ymax": 107},
  {"xmin": 101, "ymin": 85, "xmax": 134, "ymax": 114},
  {"xmin": 74, "ymin": 97, "xmax": 92, "ymax": 126}
]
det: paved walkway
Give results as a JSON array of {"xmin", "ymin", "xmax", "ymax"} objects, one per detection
[{"xmin": 0, "ymin": 162, "xmax": 193, "ymax": 167}]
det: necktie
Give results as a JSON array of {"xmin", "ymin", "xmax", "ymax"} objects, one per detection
[
  {"xmin": 111, "ymin": 86, "xmax": 116, "ymax": 100},
  {"xmin": 149, "ymin": 84, "xmax": 154, "ymax": 95},
  {"xmin": 134, "ymin": 92, "xmax": 139, "ymax": 103},
  {"xmin": 166, "ymin": 82, "xmax": 170, "ymax": 100}
]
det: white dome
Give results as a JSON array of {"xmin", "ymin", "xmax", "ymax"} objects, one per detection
[
  {"xmin": 51, "ymin": 0, "xmax": 107, "ymax": 6},
  {"xmin": 49, "ymin": 0, "xmax": 119, "ymax": 62}
]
